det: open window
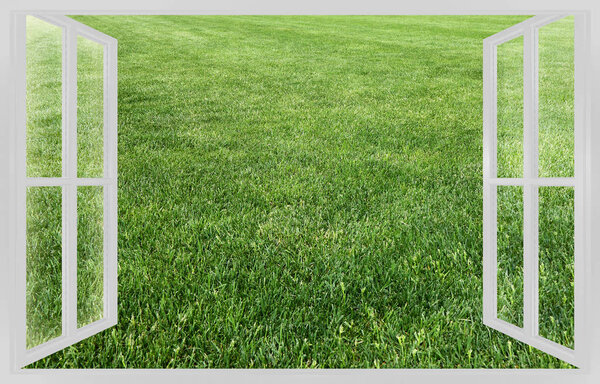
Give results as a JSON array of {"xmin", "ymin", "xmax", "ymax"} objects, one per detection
[
  {"xmin": 13, "ymin": 14, "xmax": 117, "ymax": 367},
  {"xmin": 483, "ymin": 14, "xmax": 587, "ymax": 367},
  {"xmin": 7, "ymin": 11, "xmax": 592, "ymax": 372}
]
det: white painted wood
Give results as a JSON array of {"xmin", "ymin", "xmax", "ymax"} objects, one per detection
[
  {"xmin": 105, "ymin": 38, "xmax": 119, "ymax": 326},
  {"xmin": 13, "ymin": 13, "xmax": 27, "ymax": 371},
  {"xmin": 60, "ymin": 15, "xmax": 70, "ymax": 343},
  {"xmin": 522, "ymin": 22, "xmax": 539, "ymax": 339},
  {"xmin": 65, "ymin": 22, "xmax": 78, "ymax": 339},
  {"xmin": 488, "ymin": 177, "xmax": 575, "ymax": 186},
  {"xmin": 25, "ymin": 177, "xmax": 113, "ymax": 186},
  {"xmin": 14, "ymin": 14, "xmax": 118, "ymax": 368},
  {"xmin": 573, "ymin": 12, "xmax": 590, "ymax": 370},
  {"xmin": 482, "ymin": 37, "xmax": 494, "ymax": 326},
  {"xmin": 483, "ymin": 14, "xmax": 585, "ymax": 367}
]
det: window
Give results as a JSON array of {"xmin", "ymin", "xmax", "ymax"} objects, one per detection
[
  {"xmin": 482, "ymin": 14, "xmax": 587, "ymax": 367},
  {"xmin": 4, "ymin": 6, "xmax": 592, "ymax": 380},
  {"xmin": 13, "ymin": 14, "xmax": 118, "ymax": 367}
]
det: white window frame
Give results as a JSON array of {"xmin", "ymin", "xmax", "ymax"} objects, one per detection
[
  {"xmin": 482, "ymin": 14, "xmax": 588, "ymax": 367},
  {"xmin": 1, "ymin": 2, "xmax": 597, "ymax": 384},
  {"xmin": 12, "ymin": 14, "xmax": 118, "ymax": 368}
]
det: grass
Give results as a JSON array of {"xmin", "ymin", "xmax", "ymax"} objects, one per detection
[
  {"xmin": 24, "ymin": 15, "xmax": 575, "ymax": 368},
  {"xmin": 26, "ymin": 186, "xmax": 62, "ymax": 348},
  {"xmin": 497, "ymin": 185, "xmax": 524, "ymax": 327},
  {"xmin": 76, "ymin": 186, "xmax": 104, "ymax": 328},
  {"xmin": 25, "ymin": 16, "xmax": 62, "ymax": 177},
  {"xmin": 538, "ymin": 186, "xmax": 574, "ymax": 348},
  {"xmin": 77, "ymin": 35, "xmax": 105, "ymax": 178},
  {"xmin": 538, "ymin": 19, "xmax": 575, "ymax": 177},
  {"xmin": 496, "ymin": 36, "xmax": 524, "ymax": 178}
]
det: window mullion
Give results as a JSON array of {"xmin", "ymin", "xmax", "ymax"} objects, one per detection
[
  {"xmin": 62, "ymin": 25, "xmax": 78, "ymax": 338},
  {"xmin": 522, "ymin": 25, "xmax": 539, "ymax": 339},
  {"xmin": 572, "ymin": 12, "xmax": 587, "ymax": 367},
  {"xmin": 105, "ymin": 39, "xmax": 118, "ymax": 324},
  {"xmin": 482, "ymin": 37, "xmax": 498, "ymax": 324}
]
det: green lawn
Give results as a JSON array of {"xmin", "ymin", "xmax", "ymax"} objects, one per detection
[{"xmin": 25, "ymin": 15, "xmax": 575, "ymax": 368}]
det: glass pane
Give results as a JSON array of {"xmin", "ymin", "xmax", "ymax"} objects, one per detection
[
  {"xmin": 26, "ymin": 16, "xmax": 62, "ymax": 177},
  {"xmin": 77, "ymin": 36, "xmax": 104, "ymax": 178},
  {"xmin": 496, "ymin": 36, "xmax": 524, "ymax": 178},
  {"xmin": 538, "ymin": 187, "xmax": 574, "ymax": 348},
  {"xmin": 538, "ymin": 17, "xmax": 575, "ymax": 178},
  {"xmin": 77, "ymin": 186, "xmax": 104, "ymax": 327},
  {"xmin": 497, "ymin": 185, "xmax": 523, "ymax": 327},
  {"xmin": 26, "ymin": 186, "xmax": 62, "ymax": 349}
]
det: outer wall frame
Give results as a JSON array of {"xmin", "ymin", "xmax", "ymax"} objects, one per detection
[{"xmin": 1, "ymin": 3, "xmax": 596, "ymax": 384}]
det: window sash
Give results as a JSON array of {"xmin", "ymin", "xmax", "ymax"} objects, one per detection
[
  {"xmin": 13, "ymin": 14, "xmax": 118, "ymax": 368},
  {"xmin": 482, "ymin": 14, "xmax": 587, "ymax": 368}
]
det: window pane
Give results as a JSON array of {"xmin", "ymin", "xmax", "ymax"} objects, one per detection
[
  {"xmin": 496, "ymin": 36, "xmax": 524, "ymax": 178},
  {"xmin": 497, "ymin": 185, "xmax": 523, "ymax": 327},
  {"xmin": 26, "ymin": 16, "xmax": 62, "ymax": 178},
  {"xmin": 538, "ymin": 17, "xmax": 575, "ymax": 178},
  {"xmin": 77, "ymin": 36, "xmax": 104, "ymax": 178},
  {"xmin": 538, "ymin": 187, "xmax": 574, "ymax": 348},
  {"xmin": 77, "ymin": 186, "xmax": 104, "ymax": 327},
  {"xmin": 26, "ymin": 186, "xmax": 62, "ymax": 349}
]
